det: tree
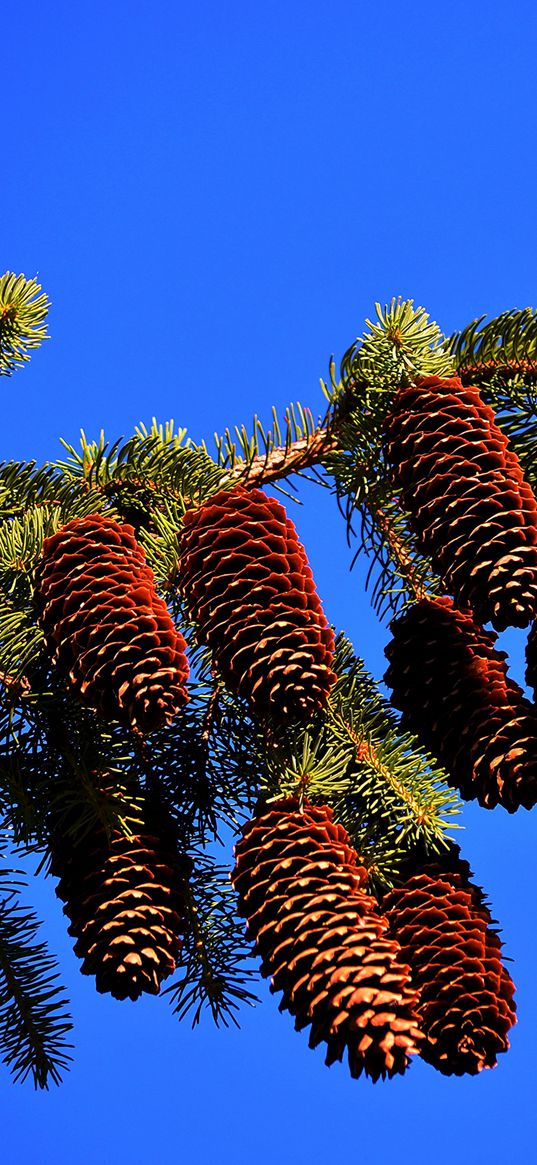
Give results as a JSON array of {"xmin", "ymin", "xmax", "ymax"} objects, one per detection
[{"xmin": 0, "ymin": 272, "xmax": 535, "ymax": 1086}]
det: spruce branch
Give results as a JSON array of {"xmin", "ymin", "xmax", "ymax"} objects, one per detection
[
  {"xmin": 341, "ymin": 298, "xmax": 454, "ymax": 400},
  {"xmin": 448, "ymin": 307, "xmax": 537, "ymax": 383},
  {"xmin": 164, "ymin": 854, "xmax": 259, "ymax": 1027},
  {"xmin": 145, "ymin": 672, "xmax": 261, "ymax": 845},
  {"xmin": 58, "ymin": 422, "xmax": 226, "ymax": 519},
  {"xmin": 323, "ymin": 370, "xmax": 439, "ymax": 617},
  {"xmin": 249, "ymin": 635, "xmax": 458, "ymax": 888},
  {"xmin": 223, "ymin": 424, "xmax": 338, "ymax": 487},
  {"xmin": 0, "ymin": 870, "xmax": 72, "ymax": 1088},
  {"xmin": 0, "ymin": 274, "xmax": 50, "ymax": 376},
  {"xmin": 447, "ymin": 308, "xmax": 537, "ymax": 487}
]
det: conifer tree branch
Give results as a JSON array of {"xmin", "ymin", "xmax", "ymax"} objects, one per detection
[
  {"xmin": 224, "ymin": 427, "xmax": 340, "ymax": 486},
  {"xmin": 164, "ymin": 857, "xmax": 259, "ymax": 1027},
  {"xmin": 0, "ymin": 880, "xmax": 73, "ymax": 1088},
  {"xmin": 363, "ymin": 492, "xmax": 433, "ymax": 604},
  {"xmin": 0, "ymin": 274, "xmax": 50, "ymax": 376},
  {"xmin": 336, "ymin": 718, "xmax": 433, "ymax": 828}
]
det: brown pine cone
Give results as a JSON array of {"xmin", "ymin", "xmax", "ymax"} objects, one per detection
[
  {"xmin": 35, "ymin": 514, "xmax": 189, "ymax": 732},
  {"xmin": 382, "ymin": 848, "xmax": 516, "ymax": 1076},
  {"xmin": 51, "ymin": 806, "xmax": 190, "ymax": 1001},
  {"xmin": 232, "ymin": 798, "xmax": 422, "ymax": 1081},
  {"xmin": 384, "ymin": 596, "xmax": 537, "ymax": 812},
  {"xmin": 383, "ymin": 375, "xmax": 537, "ymax": 630},
  {"xmin": 178, "ymin": 486, "xmax": 335, "ymax": 724}
]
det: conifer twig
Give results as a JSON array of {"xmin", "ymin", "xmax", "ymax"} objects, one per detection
[
  {"xmin": 224, "ymin": 427, "xmax": 339, "ymax": 486},
  {"xmin": 364, "ymin": 494, "xmax": 432, "ymax": 603}
]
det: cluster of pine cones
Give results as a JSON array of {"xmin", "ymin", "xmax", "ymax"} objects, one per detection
[
  {"xmin": 30, "ymin": 370, "xmax": 533, "ymax": 1079},
  {"xmin": 232, "ymin": 798, "xmax": 516, "ymax": 1080},
  {"xmin": 34, "ymin": 491, "xmax": 337, "ymax": 1007},
  {"xmin": 383, "ymin": 374, "xmax": 537, "ymax": 814}
]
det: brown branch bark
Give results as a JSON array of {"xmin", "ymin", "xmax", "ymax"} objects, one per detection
[{"xmin": 222, "ymin": 428, "xmax": 340, "ymax": 486}]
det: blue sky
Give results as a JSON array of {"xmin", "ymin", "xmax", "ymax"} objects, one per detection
[{"xmin": 3, "ymin": 2, "xmax": 537, "ymax": 1162}]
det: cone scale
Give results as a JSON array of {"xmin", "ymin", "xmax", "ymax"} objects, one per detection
[{"xmin": 232, "ymin": 798, "xmax": 422, "ymax": 1081}]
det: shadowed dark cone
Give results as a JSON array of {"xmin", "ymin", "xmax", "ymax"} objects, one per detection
[
  {"xmin": 382, "ymin": 848, "xmax": 516, "ymax": 1076},
  {"xmin": 383, "ymin": 375, "xmax": 537, "ymax": 630},
  {"xmin": 232, "ymin": 798, "xmax": 422, "ymax": 1081},
  {"xmin": 384, "ymin": 595, "xmax": 537, "ymax": 811},
  {"xmin": 178, "ymin": 486, "xmax": 336, "ymax": 723},
  {"xmin": 35, "ymin": 514, "xmax": 189, "ymax": 732},
  {"xmin": 51, "ymin": 811, "xmax": 190, "ymax": 1001}
]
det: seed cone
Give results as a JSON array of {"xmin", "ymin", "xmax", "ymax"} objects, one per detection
[
  {"xmin": 35, "ymin": 514, "xmax": 189, "ymax": 732},
  {"xmin": 178, "ymin": 486, "xmax": 335, "ymax": 723},
  {"xmin": 384, "ymin": 595, "xmax": 537, "ymax": 812},
  {"xmin": 383, "ymin": 375, "xmax": 537, "ymax": 630},
  {"xmin": 232, "ymin": 798, "xmax": 422, "ymax": 1081},
  {"xmin": 382, "ymin": 848, "xmax": 516, "ymax": 1076},
  {"xmin": 51, "ymin": 804, "xmax": 190, "ymax": 1001}
]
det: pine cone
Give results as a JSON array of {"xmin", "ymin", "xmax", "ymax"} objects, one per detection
[
  {"xmin": 35, "ymin": 514, "xmax": 189, "ymax": 732},
  {"xmin": 232, "ymin": 798, "xmax": 422, "ymax": 1081},
  {"xmin": 382, "ymin": 848, "xmax": 516, "ymax": 1075},
  {"xmin": 178, "ymin": 486, "xmax": 335, "ymax": 723},
  {"xmin": 51, "ymin": 805, "xmax": 190, "ymax": 1001},
  {"xmin": 383, "ymin": 376, "xmax": 537, "ymax": 630},
  {"xmin": 384, "ymin": 596, "xmax": 537, "ymax": 811}
]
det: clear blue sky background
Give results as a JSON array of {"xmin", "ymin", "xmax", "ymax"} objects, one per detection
[{"xmin": 3, "ymin": 2, "xmax": 537, "ymax": 1162}]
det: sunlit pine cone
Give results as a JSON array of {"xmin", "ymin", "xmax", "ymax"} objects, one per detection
[
  {"xmin": 35, "ymin": 514, "xmax": 189, "ymax": 732},
  {"xmin": 51, "ymin": 804, "xmax": 190, "ymax": 1001},
  {"xmin": 383, "ymin": 375, "xmax": 537, "ymax": 630},
  {"xmin": 382, "ymin": 848, "xmax": 516, "ymax": 1076},
  {"xmin": 232, "ymin": 798, "xmax": 422, "ymax": 1081},
  {"xmin": 178, "ymin": 486, "xmax": 336, "ymax": 724},
  {"xmin": 384, "ymin": 596, "xmax": 537, "ymax": 812}
]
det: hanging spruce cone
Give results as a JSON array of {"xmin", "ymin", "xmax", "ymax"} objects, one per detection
[
  {"xmin": 383, "ymin": 375, "xmax": 537, "ymax": 630},
  {"xmin": 35, "ymin": 514, "xmax": 189, "ymax": 732},
  {"xmin": 51, "ymin": 802, "xmax": 190, "ymax": 1001},
  {"xmin": 384, "ymin": 595, "xmax": 537, "ymax": 811},
  {"xmin": 232, "ymin": 798, "xmax": 422, "ymax": 1081},
  {"xmin": 382, "ymin": 848, "xmax": 516, "ymax": 1075},
  {"xmin": 178, "ymin": 486, "xmax": 336, "ymax": 723}
]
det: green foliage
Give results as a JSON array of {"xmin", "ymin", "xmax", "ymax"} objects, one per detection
[
  {"xmin": 164, "ymin": 853, "xmax": 259, "ymax": 1028},
  {"xmin": 143, "ymin": 650, "xmax": 261, "ymax": 844},
  {"xmin": 58, "ymin": 421, "xmax": 226, "ymax": 517},
  {"xmin": 0, "ymin": 863, "xmax": 72, "ymax": 1087},
  {"xmin": 448, "ymin": 306, "xmax": 537, "ymax": 375},
  {"xmin": 0, "ymin": 274, "xmax": 50, "ymax": 376},
  {"xmin": 340, "ymin": 298, "xmax": 454, "ymax": 401},
  {"xmin": 323, "ymin": 355, "xmax": 439, "ymax": 619},
  {"xmin": 256, "ymin": 636, "xmax": 459, "ymax": 889}
]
